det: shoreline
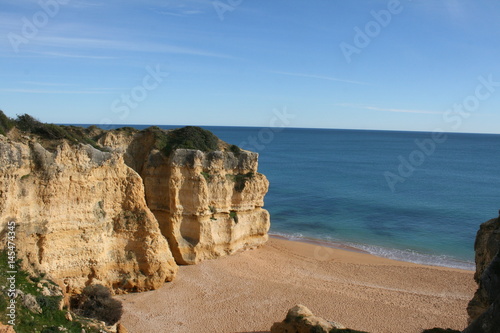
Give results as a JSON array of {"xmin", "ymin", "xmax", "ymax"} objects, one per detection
[
  {"xmin": 119, "ymin": 237, "xmax": 476, "ymax": 333},
  {"xmin": 269, "ymin": 233, "xmax": 475, "ymax": 271}
]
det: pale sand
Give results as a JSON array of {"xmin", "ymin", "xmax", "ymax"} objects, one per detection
[{"xmin": 118, "ymin": 237, "xmax": 476, "ymax": 333}]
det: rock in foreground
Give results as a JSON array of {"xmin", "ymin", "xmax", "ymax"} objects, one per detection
[{"xmin": 270, "ymin": 304, "xmax": 352, "ymax": 333}]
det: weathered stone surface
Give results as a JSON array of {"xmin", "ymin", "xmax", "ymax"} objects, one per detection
[
  {"xmin": 1, "ymin": 123, "xmax": 270, "ymax": 297},
  {"xmin": 1, "ymin": 125, "xmax": 271, "ymax": 292},
  {"xmin": 0, "ymin": 136, "xmax": 178, "ymax": 293},
  {"xmin": 141, "ymin": 149, "xmax": 271, "ymax": 264},
  {"xmin": 99, "ymin": 128, "xmax": 271, "ymax": 265},
  {"xmin": 463, "ymin": 249, "xmax": 500, "ymax": 333},
  {"xmin": 270, "ymin": 304, "xmax": 346, "ymax": 333},
  {"xmin": 466, "ymin": 217, "xmax": 500, "ymax": 323}
]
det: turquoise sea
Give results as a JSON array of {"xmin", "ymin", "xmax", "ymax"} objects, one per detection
[{"xmin": 97, "ymin": 125, "xmax": 500, "ymax": 270}]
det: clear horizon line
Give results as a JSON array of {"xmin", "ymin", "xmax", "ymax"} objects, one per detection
[{"xmin": 58, "ymin": 122, "xmax": 500, "ymax": 136}]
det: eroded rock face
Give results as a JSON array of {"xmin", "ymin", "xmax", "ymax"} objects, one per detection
[
  {"xmin": 270, "ymin": 304, "xmax": 347, "ymax": 333},
  {"xmin": 462, "ymin": 217, "xmax": 500, "ymax": 333},
  {"xmin": 140, "ymin": 149, "xmax": 270, "ymax": 264},
  {"xmin": 1, "ymin": 125, "xmax": 271, "ymax": 292},
  {"xmin": 466, "ymin": 217, "xmax": 500, "ymax": 323},
  {"xmin": 463, "ymin": 250, "xmax": 500, "ymax": 333},
  {"xmin": 0, "ymin": 136, "xmax": 177, "ymax": 293}
]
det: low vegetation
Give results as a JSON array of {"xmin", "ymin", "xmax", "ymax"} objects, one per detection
[
  {"xmin": 0, "ymin": 111, "xmax": 105, "ymax": 151},
  {"xmin": 227, "ymin": 172, "xmax": 254, "ymax": 192},
  {"xmin": 2, "ymin": 110, "xmax": 242, "ymax": 159},
  {"xmin": 0, "ymin": 110, "xmax": 15, "ymax": 136},
  {"xmin": 228, "ymin": 144, "xmax": 242, "ymax": 155},
  {"xmin": 71, "ymin": 284, "xmax": 123, "ymax": 326},
  {"xmin": 0, "ymin": 251, "xmax": 108, "ymax": 333},
  {"xmin": 159, "ymin": 126, "xmax": 220, "ymax": 156},
  {"xmin": 229, "ymin": 211, "xmax": 239, "ymax": 223}
]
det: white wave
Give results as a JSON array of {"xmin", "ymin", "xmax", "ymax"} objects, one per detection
[
  {"xmin": 347, "ymin": 243, "xmax": 475, "ymax": 271},
  {"xmin": 270, "ymin": 232, "xmax": 475, "ymax": 271}
]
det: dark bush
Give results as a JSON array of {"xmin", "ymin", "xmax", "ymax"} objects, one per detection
[
  {"xmin": 229, "ymin": 144, "xmax": 242, "ymax": 155},
  {"xmin": 15, "ymin": 113, "xmax": 42, "ymax": 132},
  {"xmin": 0, "ymin": 110, "xmax": 15, "ymax": 135},
  {"xmin": 421, "ymin": 329, "xmax": 461, "ymax": 333},
  {"xmin": 72, "ymin": 284, "xmax": 123, "ymax": 325},
  {"xmin": 36, "ymin": 295, "xmax": 61, "ymax": 312},
  {"xmin": 34, "ymin": 123, "xmax": 71, "ymax": 140},
  {"xmin": 233, "ymin": 172, "xmax": 254, "ymax": 192},
  {"xmin": 163, "ymin": 126, "xmax": 219, "ymax": 156}
]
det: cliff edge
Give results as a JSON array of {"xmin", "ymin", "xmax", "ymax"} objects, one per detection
[
  {"xmin": 0, "ymin": 112, "xmax": 270, "ymax": 293},
  {"xmin": 0, "ymin": 135, "xmax": 177, "ymax": 294}
]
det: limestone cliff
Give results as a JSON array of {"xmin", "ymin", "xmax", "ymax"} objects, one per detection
[
  {"xmin": 0, "ymin": 117, "xmax": 270, "ymax": 292},
  {"xmin": 142, "ymin": 149, "xmax": 270, "ymax": 264},
  {"xmin": 0, "ymin": 134, "xmax": 177, "ymax": 293},
  {"xmin": 99, "ymin": 128, "xmax": 271, "ymax": 264}
]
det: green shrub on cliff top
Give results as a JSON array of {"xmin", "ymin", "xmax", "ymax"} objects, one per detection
[
  {"xmin": 4, "ymin": 113, "xmax": 105, "ymax": 151},
  {"xmin": 161, "ymin": 126, "xmax": 220, "ymax": 156},
  {"xmin": 0, "ymin": 110, "xmax": 15, "ymax": 136}
]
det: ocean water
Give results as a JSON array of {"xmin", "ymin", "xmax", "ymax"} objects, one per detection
[{"xmin": 99, "ymin": 125, "xmax": 500, "ymax": 270}]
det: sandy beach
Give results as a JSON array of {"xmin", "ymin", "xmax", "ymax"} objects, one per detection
[{"xmin": 118, "ymin": 237, "xmax": 476, "ymax": 333}]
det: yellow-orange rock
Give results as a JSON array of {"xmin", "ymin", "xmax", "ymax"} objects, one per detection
[
  {"xmin": 0, "ymin": 136, "xmax": 177, "ymax": 293},
  {"xmin": 142, "ymin": 149, "xmax": 270, "ymax": 264}
]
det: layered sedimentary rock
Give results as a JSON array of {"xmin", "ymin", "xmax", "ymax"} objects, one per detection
[
  {"xmin": 98, "ymin": 128, "xmax": 270, "ymax": 264},
  {"xmin": 137, "ymin": 147, "xmax": 270, "ymax": 264},
  {"xmin": 0, "ymin": 135, "xmax": 177, "ymax": 293},
  {"xmin": 464, "ymin": 217, "xmax": 500, "ymax": 332},
  {"xmin": 0, "ymin": 124, "xmax": 270, "ymax": 292}
]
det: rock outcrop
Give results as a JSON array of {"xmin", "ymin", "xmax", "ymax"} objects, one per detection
[
  {"xmin": 0, "ymin": 135, "xmax": 177, "ymax": 293},
  {"xmin": 462, "ymin": 217, "xmax": 500, "ymax": 333},
  {"xmin": 466, "ymin": 217, "xmax": 500, "ymax": 324},
  {"xmin": 141, "ymin": 149, "xmax": 270, "ymax": 264},
  {"xmin": 0, "ymin": 122, "xmax": 270, "ymax": 292},
  {"xmin": 99, "ymin": 128, "xmax": 271, "ymax": 264},
  {"xmin": 270, "ymin": 304, "xmax": 349, "ymax": 333}
]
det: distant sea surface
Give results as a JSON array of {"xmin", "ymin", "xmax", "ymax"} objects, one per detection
[{"xmin": 82, "ymin": 125, "xmax": 500, "ymax": 270}]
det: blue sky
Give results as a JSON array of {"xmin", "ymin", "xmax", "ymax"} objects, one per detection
[{"xmin": 1, "ymin": 0, "xmax": 500, "ymax": 133}]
